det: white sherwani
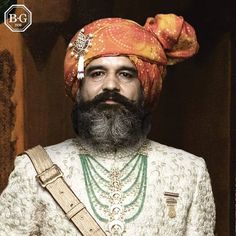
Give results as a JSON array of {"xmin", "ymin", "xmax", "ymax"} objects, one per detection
[{"xmin": 0, "ymin": 139, "xmax": 215, "ymax": 235}]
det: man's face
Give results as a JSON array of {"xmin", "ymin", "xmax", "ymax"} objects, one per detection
[
  {"xmin": 73, "ymin": 56, "xmax": 150, "ymax": 151},
  {"xmin": 79, "ymin": 56, "xmax": 142, "ymax": 103}
]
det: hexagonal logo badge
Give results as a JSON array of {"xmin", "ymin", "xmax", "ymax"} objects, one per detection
[{"xmin": 4, "ymin": 4, "xmax": 32, "ymax": 32}]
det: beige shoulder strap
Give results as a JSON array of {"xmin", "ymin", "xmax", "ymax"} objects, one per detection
[{"xmin": 24, "ymin": 145, "xmax": 107, "ymax": 236}]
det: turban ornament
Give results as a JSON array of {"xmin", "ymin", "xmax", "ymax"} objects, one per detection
[
  {"xmin": 64, "ymin": 13, "xmax": 199, "ymax": 107},
  {"xmin": 68, "ymin": 29, "xmax": 93, "ymax": 80}
]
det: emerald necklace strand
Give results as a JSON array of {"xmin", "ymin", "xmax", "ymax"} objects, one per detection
[{"xmin": 79, "ymin": 143, "xmax": 148, "ymax": 236}]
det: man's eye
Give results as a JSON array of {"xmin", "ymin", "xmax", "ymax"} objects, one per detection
[
  {"xmin": 120, "ymin": 72, "xmax": 134, "ymax": 79},
  {"xmin": 90, "ymin": 71, "xmax": 104, "ymax": 77},
  {"xmin": 121, "ymin": 72, "xmax": 131, "ymax": 77}
]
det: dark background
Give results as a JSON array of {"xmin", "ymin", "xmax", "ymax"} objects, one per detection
[{"xmin": 0, "ymin": 0, "xmax": 234, "ymax": 235}]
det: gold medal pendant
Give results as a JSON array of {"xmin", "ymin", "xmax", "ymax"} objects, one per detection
[
  {"xmin": 167, "ymin": 205, "xmax": 176, "ymax": 218},
  {"xmin": 164, "ymin": 192, "xmax": 179, "ymax": 219}
]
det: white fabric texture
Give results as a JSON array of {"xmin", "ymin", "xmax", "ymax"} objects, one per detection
[{"xmin": 0, "ymin": 139, "xmax": 215, "ymax": 235}]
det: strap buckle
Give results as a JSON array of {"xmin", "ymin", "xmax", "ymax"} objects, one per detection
[{"xmin": 36, "ymin": 164, "xmax": 63, "ymax": 187}]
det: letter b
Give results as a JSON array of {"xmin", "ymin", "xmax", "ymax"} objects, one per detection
[{"xmin": 9, "ymin": 14, "xmax": 18, "ymax": 23}]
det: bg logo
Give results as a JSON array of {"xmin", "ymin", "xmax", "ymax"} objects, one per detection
[{"xmin": 4, "ymin": 4, "xmax": 32, "ymax": 32}]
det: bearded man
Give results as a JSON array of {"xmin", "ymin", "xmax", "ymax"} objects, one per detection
[{"xmin": 0, "ymin": 13, "xmax": 215, "ymax": 236}]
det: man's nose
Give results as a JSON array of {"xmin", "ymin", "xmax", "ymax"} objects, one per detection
[{"xmin": 102, "ymin": 74, "xmax": 120, "ymax": 92}]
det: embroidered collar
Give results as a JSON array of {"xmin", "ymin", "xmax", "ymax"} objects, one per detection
[{"xmin": 74, "ymin": 137, "xmax": 150, "ymax": 160}]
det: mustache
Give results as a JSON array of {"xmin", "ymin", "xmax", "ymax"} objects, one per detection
[
  {"xmin": 90, "ymin": 91, "xmax": 135, "ymax": 107},
  {"xmin": 77, "ymin": 91, "xmax": 140, "ymax": 114}
]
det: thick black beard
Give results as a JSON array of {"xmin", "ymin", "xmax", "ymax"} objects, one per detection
[{"xmin": 72, "ymin": 91, "xmax": 151, "ymax": 152}]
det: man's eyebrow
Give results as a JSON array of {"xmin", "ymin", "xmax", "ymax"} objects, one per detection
[
  {"xmin": 118, "ymin": 66, "xmax": 138, "ymax": 74},
  {"xmin": 85, "ymin": 65, "xmax": 106, "ymax": 74},
  {"xmin": 85, "ymin": 65, "xmax": 138, "ymax": 75}
]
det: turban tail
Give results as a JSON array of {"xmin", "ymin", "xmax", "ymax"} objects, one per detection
[{"xmin": 64, "ymin": 13, "xmax": 199, "ymax": 107}]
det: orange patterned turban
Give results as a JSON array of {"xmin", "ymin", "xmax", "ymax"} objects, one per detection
[{"xmin": 64, "ymin": 13, "xmax": 199, "ymax": 107}]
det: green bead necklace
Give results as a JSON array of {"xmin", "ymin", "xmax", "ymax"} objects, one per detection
[{"xmin": 79, "ymin": 145, "xmax": 148, "ymax": 235}]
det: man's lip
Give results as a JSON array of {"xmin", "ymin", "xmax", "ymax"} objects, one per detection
[{"xmin": 104, "ymin": 99, "xmax": 118, "ymax": 104}]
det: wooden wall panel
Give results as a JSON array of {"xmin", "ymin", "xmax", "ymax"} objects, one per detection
[
  {"xmin": 0, "ymin": 24, "xmax": 24, "ymax": 192},
  {"xmin": 231, "ymin": 7, "xmax": 236, "ymax": 234},
  {"xmin": 24, "ymin": 0, "xmax": 71, "ymax": 23},
  {"xmin": 23, "ymin": 30, "xmax": 74, "ymax": 148}
]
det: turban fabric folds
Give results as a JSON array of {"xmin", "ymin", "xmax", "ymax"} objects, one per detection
[{"xmin": 64, "ymin": 13, "xmax": 199, "ymax": 107}]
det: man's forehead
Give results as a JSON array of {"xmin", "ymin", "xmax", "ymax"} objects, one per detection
[{"xmin": 85, "ymin": 56, "xmax": 136, "ymax": 69}]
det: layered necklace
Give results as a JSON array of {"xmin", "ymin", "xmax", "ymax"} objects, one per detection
[{"xmin": 79, "ymin": 141, "xmax": 149, "ymax": 236}]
